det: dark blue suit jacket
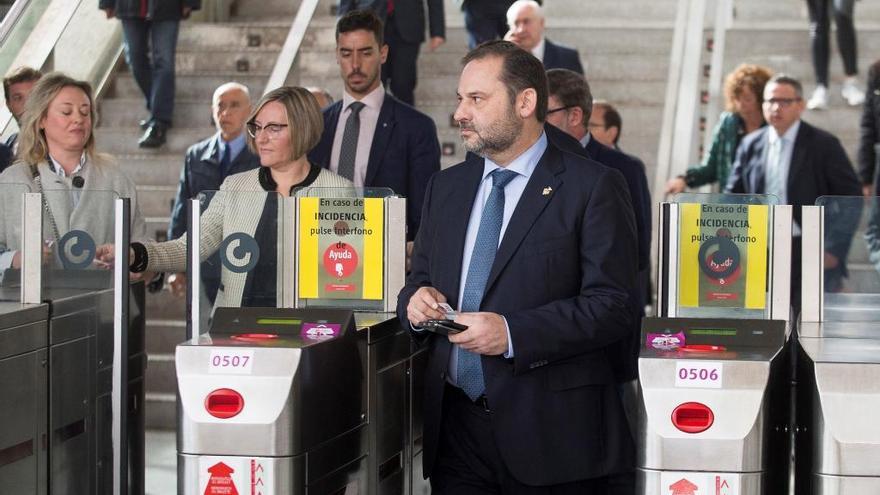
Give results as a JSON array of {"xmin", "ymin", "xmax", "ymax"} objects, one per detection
[
  {"xmin": 168, "ymin": 134, "xmax": 261, "ymax": 301},
  {"xmin": 543, "ymin": 38, "xmax": 583, "ymax": 74},
  {"xmin": 398, "ymin": 134, "xmax": 637, "ymax": 484},
  {"xmin": 725, "ymin": 121, "xmax": 860, "ymax": 259},
  {"xmin": 309, "ymin": 94, "xmax": 441, "ymax": 240}
]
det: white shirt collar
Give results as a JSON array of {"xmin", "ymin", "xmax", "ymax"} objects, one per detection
[
  {"xmin": 531, "ymin": 37, "xmax": 546, "ymax": 62},
  {"xmin": 769, "ymin": 120, "xmax": 800, "ymax": 145},
  {"xmin": 342, "ymin": 83, "xmax": 385, "ymax": 112},
  {"xmin": 579, "ymin": 132, "xmax": 591, "ymax": 148},
  {"xmin": 482, "ymin": 131, "xmax": 548, "ymax": 181},
  {"xmin": 48, "ymin": 153, "xmax": 86, "ymax": 177}
]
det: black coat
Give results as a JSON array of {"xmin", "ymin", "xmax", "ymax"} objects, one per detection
[
  {"xmin": 398, "ymin": 136, "xmax": 637, "ymax": 484},
  {"xmin": 859, "ymin": 60, "xmax": 880, "ymax": 187},
  {"xmin": 99, "ymin": 0, "xmax": 201, "ymax": 21},
  {"xmin": 339, "ymin": 0, "xmax": 445, "ymax": 44}
]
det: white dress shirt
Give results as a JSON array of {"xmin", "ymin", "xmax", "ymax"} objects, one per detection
[
  {"xmin": 530, "ymin": 37, "xmax": 546, "ymax": 62},
  {"xmin": 329, "ymin": 85, "xmax": 385, "ymax": 188},
  {"xmin": 766, "ymin": 120, "xmax": 801, "ymax": 234},
  {"xmin": 445, "ymin": 132, "xmax": 548, "ymax": 384}
]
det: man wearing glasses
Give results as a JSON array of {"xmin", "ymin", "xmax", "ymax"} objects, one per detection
[
  {"xmin": 166, "ymin": 82, "xmax": 259, "ymax": 303},
  {"xmin": 310, "ymin": 10, "xmax": 441, "ymax": 244},
  {"xmin": 726, "ymin": 74, "xmax": 860, "ymax": 302}
]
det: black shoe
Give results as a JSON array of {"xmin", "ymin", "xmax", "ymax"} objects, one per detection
[
  {"xmin": 139, "ymin": 118, "xmax": 151, "ymax": 130},
  {"xmin": 138, "ymin": 124, "xmax": 167, "ymax": 148}
]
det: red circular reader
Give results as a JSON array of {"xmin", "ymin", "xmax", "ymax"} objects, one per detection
[
  {"xmin": 671, "ymin": 402, "xmax": 714, "ymax": 434},
  {"xmin": 680, "ymin": 344, "xmax": 726, "ymax": 352},
  {"xmin": 204, "ymin": 388, "xmax": 244, "ymax": 419},
  {"xmin": 231, "ymin": 333, "xmax": 279, "ymax": 343}
]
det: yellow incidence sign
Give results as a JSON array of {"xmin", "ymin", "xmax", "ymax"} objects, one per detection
[
  {"xmin": 678, "ymin": 203, "xmax": 769, "ymax": 309},
  {"xmin": 298, "ymin": 197, "xmax": 384, "ymax": 300}
]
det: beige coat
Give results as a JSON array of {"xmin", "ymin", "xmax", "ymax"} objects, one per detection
[{"xmin": 145, "ymin": 167, "xmax": 353, "ymax": 308}]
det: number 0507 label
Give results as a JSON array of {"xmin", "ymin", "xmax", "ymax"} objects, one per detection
[
  {"xmin": 208, "ymin": 349, "xmax": 254, "ymax": 374},
  {"xmin": 675, "ymin": 361, "xmax": 723, "ymax": 388}
]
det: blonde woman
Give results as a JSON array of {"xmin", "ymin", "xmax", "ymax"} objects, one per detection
[
  {"xmin": 98, "ymin": 86, "xmax": 354, "ymax": 308},
  {"xmin": 0, "ymin": 72, "xmax": 146, "ymax": 271}
]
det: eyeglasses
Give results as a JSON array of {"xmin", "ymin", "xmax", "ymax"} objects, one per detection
[
  {"xmin": 246, "ymin": 122, "xmax": 289, "ymax": 139},
  {"xmin": 763, "ymin": 97, "xmax": 802, "ymax": 108},
  {"xmin": 587, "ymin": 122, "xmax": 606, "ymax": 129},
  {"xmin": 547, "ymin": 105, "xmax": 575, "ymax": 115}
]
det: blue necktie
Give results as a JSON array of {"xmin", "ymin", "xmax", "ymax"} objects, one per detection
[
  {"xmin": 220, "ymin": 142, "xmax": 231, "ymax": 177},
  {"xmin": 457, "ymin": 168, "xmax": 518, "ymax": 401}
]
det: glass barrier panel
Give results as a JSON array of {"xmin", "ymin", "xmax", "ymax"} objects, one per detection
[
  {"xmin": 817, "ymin": 195, "xmax": 880, "ymax": 321},
  {"xmin": 0, "ymin": 183, "xmax": 30, "ymax": 300},
  {"xmin": 671, "ymin": 193, "xmax": 778, "ymax": 319},
  {"xmin": 295, "ymin": 188, "xmax": 393, "ymax": 311},
  {"xmin": 192, "ymin": 190, "xmax": 284, "ymax": 330},
  {"xmin": 38, "ymin": 188, "xmax": 122, "ymax": 292}
]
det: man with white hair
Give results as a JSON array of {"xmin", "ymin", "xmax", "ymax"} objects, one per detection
[
  {"xmin": 506, "ymin": 0, "xmax": 583, "ymax": 74},
  {"xmin": 166, "ymin": 82, "xmax": 260, "ymax": 302}
]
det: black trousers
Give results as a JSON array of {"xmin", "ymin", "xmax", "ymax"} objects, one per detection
[
  {"xmin": 382, "ymin": 14, "xmax": 420, "ymax": 106},
  {"xmin": 806, "ymin": 0, "xmax": 858, "ymax": 85},
  {"xmin": 430, "ymin": 384, "xmax": 615, "ymax": 495},
  {"xmin": 462, "ymin": 0, "xmax": 514, "ymax": 49}
]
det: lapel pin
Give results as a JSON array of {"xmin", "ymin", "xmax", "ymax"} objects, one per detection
[{"xmin": 542, "ymin": 187, "xmax": 553, "ymax": 196}]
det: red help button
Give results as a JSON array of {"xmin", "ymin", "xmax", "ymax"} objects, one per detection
[
  {"xmin": 671, "ymin": 402, "xmax": 714, "ymax": 434},
  {"xmin": 205, "ymin": 388, "xmax": 244, "ymax": 419}
]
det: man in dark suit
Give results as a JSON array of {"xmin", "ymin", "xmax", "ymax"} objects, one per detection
[
  {"xmin": 725, "ymin": 74, "xmax": 861, "ymax": 299},
  {"xmin": 309, "ymin": 10, "xmax": 441, "ymax": 243},
  {"xmin": 506, "ymin": 0, "xmax": 583, "ymax": 74},
  {"xmin": 167, "ymin": 82, "xmax": 260, "ymax": 302},
  {"xmin": 338, "ymin": 0, "xmax": 445, "ymax": 106},
  {"xmin": 399, "ymin": 41, "xmax": 637, "ymax": 493}
]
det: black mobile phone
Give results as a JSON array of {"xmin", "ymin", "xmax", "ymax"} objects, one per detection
[{"xmin": 420, "ymin": 319, "xmax": 468, "ymax": 336}]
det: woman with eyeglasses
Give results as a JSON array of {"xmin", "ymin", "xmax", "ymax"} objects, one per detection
[
  {"xmin": 665, "ymin": 64, "xmax": 773, "ymax": 195},
  {"xmin": 0, "ymin": 72, "xmax": 147, "ymax": 274},
  {"xmin": 97, "ymin": 86, "xmax": 353, "ymax": 308}
]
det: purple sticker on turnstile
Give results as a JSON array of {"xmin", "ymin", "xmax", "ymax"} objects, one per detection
[
  {"xmin": 301, "ymin": 323, "xmax": 341, "ymax": 340},
  {"xmin": 646, "ymin": 331, "xmax": 686, "ymax": 350}
]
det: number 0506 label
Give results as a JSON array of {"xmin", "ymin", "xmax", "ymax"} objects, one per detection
[
  {"xmin": 208, "ymin": 349, "xmax": 254, "ymax": 374},
  {"xmin": 675, "ymin": 361, "xmax": 723, "ymax": 388}
]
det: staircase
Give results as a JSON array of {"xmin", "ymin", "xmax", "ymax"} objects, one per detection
[
  {"xmin": 725, "ymin": 0, "xmax": 880, "ymax": 293},
  {"xmin": 94, "ymin": 0, "xmax": 298, "ymax": 429},
  {"xmin": 292, "ymin": 0, "xmax": 677, "ymax": 179}
]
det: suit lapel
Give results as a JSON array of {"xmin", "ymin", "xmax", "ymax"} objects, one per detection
[
  {"xmin": 365, "ymin": 96, "xmax": 395, "ymax": 186},
  {"xmin": 484, "ymin": 145, "xmax": 564, "ymax": 293},
  {"xmin": 751, "ymin": 130, "xmax": 768, "ymax": 194},
  {"xmin": 446, "ymin": 156, "xmax": 485, "ymax": 307},
  {"xmin": 787, "ymin": 123, "xmax": 809, "ymax": 195}
]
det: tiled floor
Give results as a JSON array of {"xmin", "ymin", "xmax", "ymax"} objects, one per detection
[{"xmin": 145, "ymin": 430, "xmax": 176, "ymax": 494}]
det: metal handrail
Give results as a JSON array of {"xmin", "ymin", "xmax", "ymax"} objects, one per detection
[
  {"xmin": 0, "ymin": 0, "xmax": 33, "ymax": 47},
  {"xmin": 264, "ymin": 0, "xmax": 321, "ymax": 94}
]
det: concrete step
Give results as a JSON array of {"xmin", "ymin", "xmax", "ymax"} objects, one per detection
[
  {"xmin": 145, "ymin": 392, "xmax": 176, "ymax": 430},
  {"xmin": 297, "ymin": 49, "xmax": 668, "ymax": 82},
  {"xmin": 146, "ymin": 354, "xmax": 177, "ymax": 396},
  {"xmin": 95, "ymin": 126, "xmax": 216, "ymax": 155},
  {"xmin": 732, "ymin": 0, "xmax": 880, "ymax": 26},
  {"xmin": 176, "ymin": 49, "xmax": 281, "ymax": 74},
  {"xmin": 177, "ymin": 22, "xmax": 292, "ymax": 50},
  {"xmin": 114, "ymin": 153, "xmax": 182, "ymax": 185},
  {"xmin": 100, "ymin": 99, "xmax": 217, "ymax": 128},
  {"xmin": 841, "ymin": 264, "xmax": 880, "ymax": 294},
  {"xmin": 137, "ymin": 185, "xmax": 178, "ymax": 218},
  {"xmin": 108, "ymin": 73, "xmax": 267, "ymax": 101},
  {"xmin": 439, "ymin": 0, "xmax": 679, "ymax": 25},
  {"xmin": 147, "ymin": 284, "xmax": 187, "ymax": 319},
  {"xmin": 230, "ymin": 0, "xmax": 301, "ymax": 20},
  {"xmin": 146, "ymin": 319, "xmax": 188, "ymax": 355}
]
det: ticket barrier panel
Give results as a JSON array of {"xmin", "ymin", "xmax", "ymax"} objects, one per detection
[
  {"xmin": 638, "ymin": 196, "xmax": 793, "ymax": 494},
  {"xmin": 0, "ymin": 302, "xmax": 49, "ymax": 494},
  {"xmin": 637, "ymin": 317, "xmax": 789, "ymax": 494},
  {"xmin": 797, "ymin": 198, "xmax": 880, "ymax": 494},
  {"xmin": 0, "ymin": 189, "xmax": 141, "ymax": 494},
  {"xmin": 177, "ymin": 307, "xmax": 366, "ymax": 494}
]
